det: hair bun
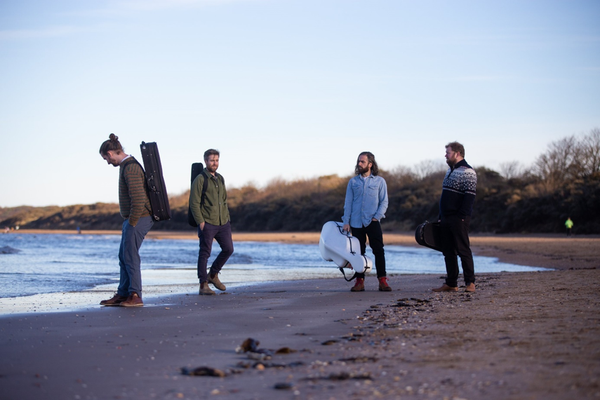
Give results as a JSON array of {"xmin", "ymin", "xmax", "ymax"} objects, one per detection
[{"xmin": 109, "ymin": 133, "xmax": 119, "ymax": 141}]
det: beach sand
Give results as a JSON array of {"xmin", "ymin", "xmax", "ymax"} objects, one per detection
[{"xmin": 1, "ymin": 231, "xmax": 599, "ymax": 399}]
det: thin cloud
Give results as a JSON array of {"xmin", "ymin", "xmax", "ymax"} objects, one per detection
[
  {"xmin": 0, "ymin": 0, "xmax": 253, "ymax": 40},
  {"xmin": 0, "ymin": 26, "xmax": 81, "ymax": 40},
  {"xmin": 52, "ymin": 0, "xmax": 261, "ymax": 19},
  {"xmin": 103, "ymin": 0, "xmax": 259, "ymax": 13},
  {"xmin": 451, "ymin": 75, "xmax": 507, "ymax": 82},
  {"xmin": 118, "ymin": 0, "xmax": 230, "ymax": 10}
]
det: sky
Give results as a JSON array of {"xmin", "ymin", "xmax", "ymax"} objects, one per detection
[{"xmin": 1, "ymin": 0, "xmax": 599, "ymax": 207}]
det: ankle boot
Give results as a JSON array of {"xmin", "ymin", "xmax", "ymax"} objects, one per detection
[
  {"xmin": 199, "ymin": 282, "xmax": 216, "ymax": 295},
  {"xmin": 351, "ymin": 278, "xmax": 365, "ymax": 292},
  {"xmin": 378, "ymin": 277, "xmax": 392, "ymax": 291}
]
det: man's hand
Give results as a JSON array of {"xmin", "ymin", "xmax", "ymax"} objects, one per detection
[
  {"xmin": 199, "ymin": 222, "xmax": 205, "ymax": 231},
  {"xmin": 342, "ymin": 224, "xmax": 351, "ymax": 233}
]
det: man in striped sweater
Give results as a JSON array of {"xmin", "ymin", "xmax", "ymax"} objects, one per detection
[
  {"xmin": 433, "ymin": 141, "xmax": 477, "ymax": 293},
  {"xmin": 99, "ymin": 134, "xmax": 154, "ymax": 307}
]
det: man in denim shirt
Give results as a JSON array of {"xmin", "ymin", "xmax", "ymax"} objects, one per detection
[{"xmin": 342, "ymin": 152, "xmax": 392, "ymax": 292}]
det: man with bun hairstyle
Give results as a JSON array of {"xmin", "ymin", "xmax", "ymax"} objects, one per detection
[{"xmin": 99, "ymin": 134, "xmax": 153, "ymax": 307}]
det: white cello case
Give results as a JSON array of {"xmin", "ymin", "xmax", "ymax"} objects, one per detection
[{"xmin": 319, "ymin": 221, "xmax": 373, "ymax": 276}]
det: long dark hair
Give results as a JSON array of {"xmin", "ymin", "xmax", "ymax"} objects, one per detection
[
  {"xmin": 99, "ymin": 133, "xmax": 123, "ymax": 156},
  {"xmin": 355, "ymin": 151, "xmax": 379, "ymax": 176}
]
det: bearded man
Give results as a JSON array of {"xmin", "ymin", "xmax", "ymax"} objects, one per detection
[
  {"xmin": 432, "ymin": 141, "xmax": 477, "ymax": 293},
  {"xmin": 342, "ymin": 151, "xmax": 391, "ymax": 292}
]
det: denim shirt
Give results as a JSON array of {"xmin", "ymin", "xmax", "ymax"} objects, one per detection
[{"xmin": 342, "ymin": 174, "xmax": 389, "ymax": 228}]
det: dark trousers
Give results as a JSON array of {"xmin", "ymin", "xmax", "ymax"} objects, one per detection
[
  {"xmin": 440, "ymin": 215, "xmax": 475, "ymax": 287},
  {"xmin": 197, "ymin": 221, "xmax": 234, "ymax": 283},
  {"xmin": 352, "ymin": 221, "xmax": 386, "ymax": 278},
  {"xmin": 117, "ymin": 216, "xmax": 153, "ymax": 297}
]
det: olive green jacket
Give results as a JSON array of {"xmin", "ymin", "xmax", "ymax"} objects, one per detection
[{"xmin": 189, "ymin": 169, "xmax": 230, "ymax": 226}]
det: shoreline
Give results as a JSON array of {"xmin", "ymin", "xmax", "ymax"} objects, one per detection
[
  {"xmin": 7, "ymin": 228, "xmax": 600, "ymax": 271},
  {"xmin": 1, "ymin": 229, "xmax": 565, "ymax": 316}
]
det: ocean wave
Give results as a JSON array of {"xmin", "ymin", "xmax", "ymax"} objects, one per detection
[{"xmin": 0, "ymin": 246, "xmax": 21, "ymax": 254}]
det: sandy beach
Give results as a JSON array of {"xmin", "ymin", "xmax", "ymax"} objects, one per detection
[{"xmin": 1, "ymin": 231, "xmax": 599, "ymax": 399}]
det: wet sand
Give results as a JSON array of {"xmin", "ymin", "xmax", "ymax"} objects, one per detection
[{"xmin": 1, "ymin": 230, "xmax": 599, "ymax": 399}]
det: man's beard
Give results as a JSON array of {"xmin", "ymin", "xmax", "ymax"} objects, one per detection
[
  {"xmin": 357, "ymin": 165, "xmax": 369, "ymax": 175},
  {"xmin": 446, "ymin": 157, "xmax": 457, "ymax": 168}
]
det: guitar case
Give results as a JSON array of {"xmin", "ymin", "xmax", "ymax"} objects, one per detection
[
  {"xmin": 139, "ymin": 141, "xmax": 171, "ymax": 221},
  {"xmin": 187, "ymin": 162, "xmax": 204, "ymax": 227},
  {"xmin": 415, "ymin": 220, "xmax": 442, "ymax": 252}
]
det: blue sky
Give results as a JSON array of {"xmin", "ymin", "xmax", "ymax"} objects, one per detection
[{"xmin": 1, "ymin": 0, "xmax": 598, "ymax": 207}]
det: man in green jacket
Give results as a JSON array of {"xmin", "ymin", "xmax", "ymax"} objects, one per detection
[{"xmin": 189, "ymin": 149, "xmax": 234, "ymax": 295}]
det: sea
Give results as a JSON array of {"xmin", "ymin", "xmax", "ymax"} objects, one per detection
[{"xmin": 0, "ymin": 233, "xmax": 549, "ymax": 299}]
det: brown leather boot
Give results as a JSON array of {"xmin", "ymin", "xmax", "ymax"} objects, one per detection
[
  {"xmin": 120, "ymin": 293, "xmax": 144, "ymax": 307},
  {"xmin": 351, "ymin": 278, "xmax": 365, "ymax": 292},
  {"xmin": 465, "ymin": 283, "xmax": 476, "ymax": 292},
  {"xmin": 100, "ymin": 293, "xmax": 128, "ymax": 306},
  {"xmin": 199, "ymin": 282, "xmax": 216, "ymax": 295},
  {"xmin": 432, "ymin": 284, "xmax": 458, "ymax": 292},
  {"xmin": 378, "ymin": 277, "xmax": 392, "ymax": 291},
  {"xmin": 208, "ymin": 273, "xmax": 226, "ymax": 291}
]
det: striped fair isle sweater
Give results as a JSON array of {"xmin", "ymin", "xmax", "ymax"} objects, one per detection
[
  {"xmin": 439, "ymin": 159, "xmax": 477, "ymax": 218},
  {"xmin": 119, "ymin": 157, "xmax": 151, "ymax": 226}
]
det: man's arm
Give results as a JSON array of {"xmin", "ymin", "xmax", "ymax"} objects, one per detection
[
  {"xmin": 459, "ymin": 168, "xmax": 477, "ymax": 218},
  {"xmin": 373, "ymin": 178, "xmax": 388, "ymax": 221},
  {"xmin": 125, "ymin": 163, "xmax": 148, "ymax": 227}
]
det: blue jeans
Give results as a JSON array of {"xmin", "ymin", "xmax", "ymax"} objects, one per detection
[
  {"xmin": 117, "ymin": 216, "xmax": 153, "ymax": 297},
  {"xmin": 197, "ymin": 221, "xmax": 234, "ymax": 283}
]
